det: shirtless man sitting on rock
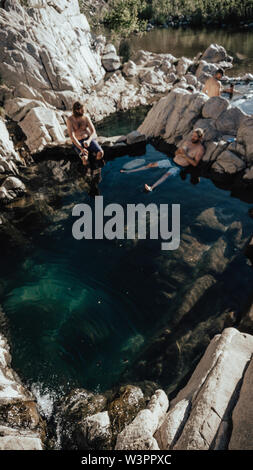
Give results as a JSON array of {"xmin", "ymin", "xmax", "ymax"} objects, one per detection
[
  {"xmin": 67, "ymin": 101, "xmax": 104, "ymax": 166},
  {"xmin": 203, "ymin": 68, "xmax": 234, "ymax": 98},
  {"xmin": 120, "ymin": 129, "xmax": 205, "ymax": 192}
]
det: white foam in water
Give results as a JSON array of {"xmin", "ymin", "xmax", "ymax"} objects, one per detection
[
  {"xmin": 122, "ymin": 158, "xmax": 146, "ymax": 170},
  {"xmin": 31, "ymin": 382, "xmax": 60, "ymax": 420}
]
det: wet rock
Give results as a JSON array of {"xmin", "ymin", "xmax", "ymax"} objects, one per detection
[
  {"xmin": 229, "ymin": 356, "xmax": 253, "ymax": 449},
  {"xmin": 108, "ymin": 385, "xmax": 145, "ymax": 439},
  {"xmin": 239, "ymin": 303, "xmax": 253, "ymax": 334},
  {"xmin": 58, "ymin": 388, "xmax": 107, "ymax": 449},
  {"xmin": 75, "ymin": 411, "xmax": 112, "ymax": 450},
  {"xmin": 115, "ymin": 390, "xmax": 168, "ymax": 450},
  {"xmin": 0, "ymin": 176, "xmax": 26, "ymax": 202}
]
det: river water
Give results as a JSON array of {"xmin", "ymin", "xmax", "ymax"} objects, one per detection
[
  {"xmin": 125, "ymin": 26, "xmax": 253, "ymax": 76},
  {"xmin": 0, "ymin": 28, "xmax": 253, "ymax": 408}
]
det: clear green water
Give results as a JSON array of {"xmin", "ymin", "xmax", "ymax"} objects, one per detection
[{"xmin": 1, "ymin": 120, "xmax": 253, "ymax": 401}]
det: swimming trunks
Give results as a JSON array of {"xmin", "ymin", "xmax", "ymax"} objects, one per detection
[
  {"xmin": 157, "ymin": 159, "xmax": 181, "ymax": 176},
  {"xmin": 157, "ymin": 159, "xmax": 174, "ymax": 169},
  {"xmin": 72, "ymin": 138, "xmax": 103, "ymax": 157}
]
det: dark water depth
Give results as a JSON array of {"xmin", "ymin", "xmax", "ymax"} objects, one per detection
[{"xmin": 0, "ymin": 114, "xmax": 253, "ymax": 404}]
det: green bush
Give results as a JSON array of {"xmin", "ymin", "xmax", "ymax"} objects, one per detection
[
  {"xmin": 102, "ymin": 0, "xmax": 253, "ymax": 35},
  {"xmin": 104, "ymin": 0, "xmax": 147, "ymax": 35}
]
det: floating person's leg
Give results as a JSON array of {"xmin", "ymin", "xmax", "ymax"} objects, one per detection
[
  {"xmin": 145, "ymin": 167, "xmax": 180, "ymax": 192},
  {"xmin": 120, "ymin": 162, "xmax": 158, "ymax": 173}
]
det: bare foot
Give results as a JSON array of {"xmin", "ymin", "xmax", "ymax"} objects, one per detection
[
  {"xmin": 144, "ymin": 184, "xmax": 153, "ymax": 192},
  {"xmin": 120, "ymin": 169, "xmax": 125, "ymax": 173}
]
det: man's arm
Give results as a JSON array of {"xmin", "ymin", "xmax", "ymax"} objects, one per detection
[
  {"xmin": 179, "ymin": 146, "xmax": 204, "ymax": 167},
  {"xmin": 84, "ymin": 116, "xmax": 96, "ymax": 145}
]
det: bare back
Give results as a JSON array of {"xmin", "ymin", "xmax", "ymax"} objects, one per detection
[{"xmin": 203, "ymin": 77, "xmax": 222, "ymax": 98}]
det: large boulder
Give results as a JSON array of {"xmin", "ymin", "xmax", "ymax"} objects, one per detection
[
  {"xmin": 215, "ymin": 107, "xmax": 247, "ymax": 136},
  {"xmin": 202, "ymin": 96, "xmax": 229, "ymax": 120},
  {"xmin": 211, "ymin": 150, "xmax": 246, "ymax": 175},
  {"xmin": 237, "ymin": 116, "xmax": 253, "ymax": 163},
  {"xmin": 176, "ymin": 57, "xmax": 193, "ymax": 76},
  {"xmin": 155, "ymin": 328, "xmax": 253, "ymax": 450},
  {"xmin": 19, "ymin": 107, "xmax": 66, "ymax": 153},
  {"xmin": 138, "ymin": 89, "xmax": 208, "ymax": 145},
  {"xmin": 101, "ymin": 44, "xmax": 121, "ymax": 72},
  {"xmin": 196, "ymin": 60, "xmax": 219, "ymax": 79},
  {"xmin": 229, "ymin": 356, "xmax": 253, "ymax": 450},
  {"xmin": 0, "ymin": 0, "xmax": 105, "ymax": 104},
  {"xmin": 201, "ymin": 44, "xmax": 232, "ymax": 64}
]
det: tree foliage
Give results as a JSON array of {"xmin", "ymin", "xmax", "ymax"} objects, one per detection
[{"xmin": 102, "ymin": 0, "xmax": 253, "ymax": 34}]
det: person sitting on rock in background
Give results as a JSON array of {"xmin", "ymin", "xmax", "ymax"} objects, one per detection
[
  {"xmin": 203, "ymin": 68, "xmax": 235, "ymax": 98},
  {"xmin": 120, "ymin": 129, "xmax": 205, "ymax": 192},
  {"xmin": 67, "ymin": 101, "xmax": 104, "ymax": 166}
]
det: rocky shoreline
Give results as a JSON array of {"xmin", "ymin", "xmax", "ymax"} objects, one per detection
[
  {"xmin": 1, "ymin": 325, "xmax": 253, "ymax": 450},
  {"xmin": 0, "ymin": 0, "xmax": 253, "ymax": 451}
]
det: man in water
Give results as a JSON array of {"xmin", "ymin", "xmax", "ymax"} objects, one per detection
[
  {"xmin": 203, "ymin": 68, "xmax": 234, "ymax": 98},
  {"xmin": 120, "ymin": 128, "xmax": 205, "ymax": 192},
  {"xmin": 67, "ymin": 101, "xmax": 104, "ymax": 166}
]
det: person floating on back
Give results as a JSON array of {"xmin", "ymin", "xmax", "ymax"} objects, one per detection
[
  {"xmin": 120, "ymin": 129, "xmax": 205, "ymax": 192},
  {"xmin": 67, "ymin": 102, "xmax": 104, "ymax": 166}
]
